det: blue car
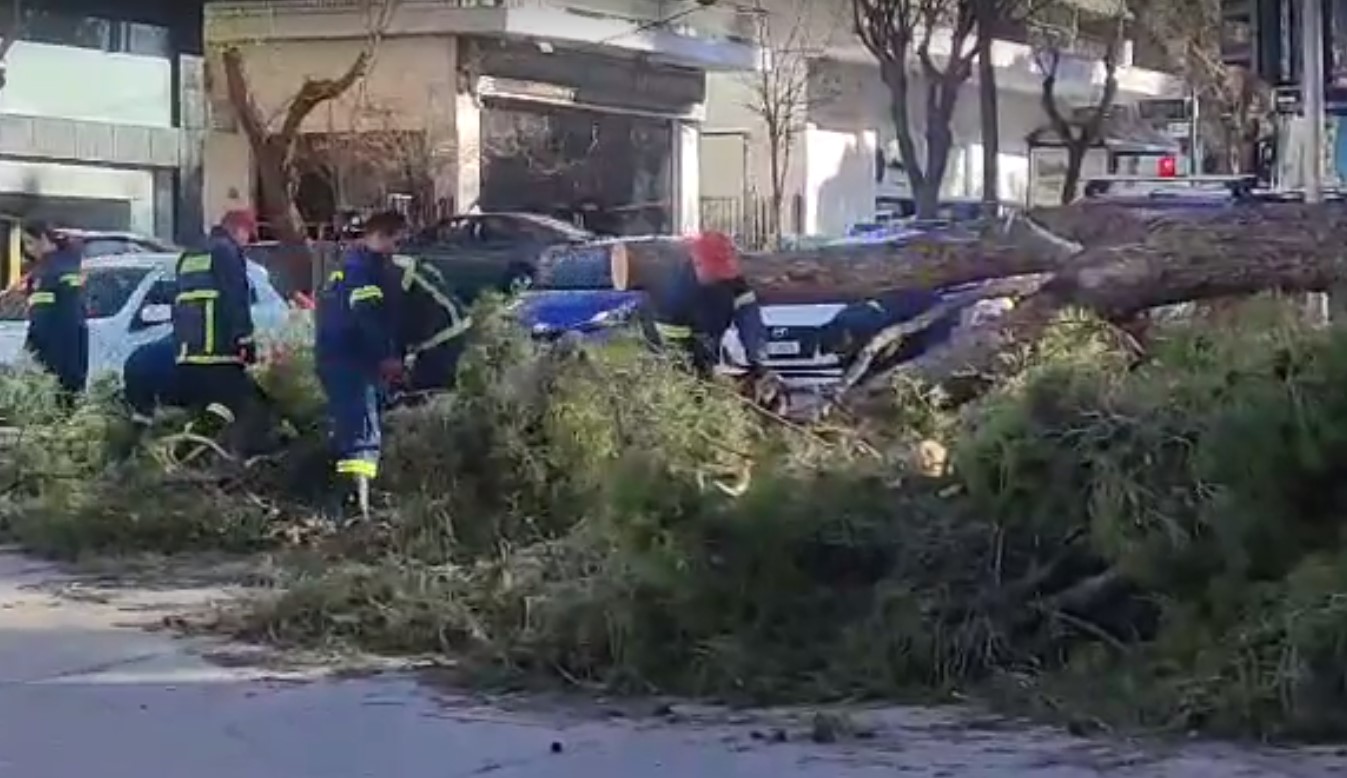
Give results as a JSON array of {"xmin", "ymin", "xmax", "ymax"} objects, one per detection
[
  {"xmin": 516, "ymin": 288, "xmax": 641, "ymax": 340},
  {"xmin": 511, "ymin": 242, "xmax": 642, "ymax": 340}
]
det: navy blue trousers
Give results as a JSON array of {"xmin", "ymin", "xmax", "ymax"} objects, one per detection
[{"xmin": 317, "ymin": 362, "xmax": 382, "ymax": 479}]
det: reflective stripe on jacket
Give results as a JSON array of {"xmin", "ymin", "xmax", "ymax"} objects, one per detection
[
  {"xmin": 314, "ymin": 246, "xmax": 397, "ymax": 374},
  {"xmin": 25, "ymin": 245, "xmax": 88, "ymax": 386},
  {"xmin": 172, "ymin": 229, "xmax": 255, "ymax": 365},
  {"xmin": 390, "ymin": 255, "xmax": 473, "ymax": 360},
  {"xmin": 641, "ymin": 257, "xmax": 766, "ymax": 374}
]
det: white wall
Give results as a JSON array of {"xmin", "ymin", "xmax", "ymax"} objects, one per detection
[
  {"xmin": 0, "ymin": 159, "xmax": 156, "ymax": 233},
  {"xmin": 0, "ymin": 42, "xmax": 173, "ymax": 127},
  {"xmin": 802, "ymin": 58, "xmax": 1050, "ymax": 235}
]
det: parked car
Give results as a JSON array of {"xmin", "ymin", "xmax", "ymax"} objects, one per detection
[
  {"xmin": 0, "ymin": 221, "xmax": 177, "ymax": 291},
  {"xmin": 513, "ymin": 242, "xmax": 641, "ymax": 340},
  {"xmin": 721, "ymin": 225, "xmax": 1015, "ymax": 388},
  {"xmin": 406, "ymin": 212, "xmax": 597, "ymax": 302},
  {"xmin": 0, "ymin": 253, "xmax": 291, "ymax": 385},
  {"xmin": 59, "ymin": 229, "xmax": 177, "ymax": 257}
]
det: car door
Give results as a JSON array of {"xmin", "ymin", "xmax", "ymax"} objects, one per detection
[{"xmin": 85, "ymin": 271, "xmax": 173, "ymax": 381}]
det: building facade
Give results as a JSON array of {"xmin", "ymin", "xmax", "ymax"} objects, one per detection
[
  {"xmin": 0, "ymin": 0, "xmax": 203, "ymax": 242},
  {"xmin": 701, "ymin": 0, "xmax": 1183, "ymax": 240},
  {"xmin": 203, "ymin": 0, "xmax": 760, "ymax": 237}
]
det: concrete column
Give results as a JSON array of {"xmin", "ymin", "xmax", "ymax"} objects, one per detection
[
  {"xmin": 452, "ymin": 91, "xmax": 482, "ymax": 214},
  {"xmin": 177, "ymin": 53, "xmax": 208, "ymax": 244},
  {"xmin": 673, "ymin": 119, "xmax": 699, "ymax": 234}
]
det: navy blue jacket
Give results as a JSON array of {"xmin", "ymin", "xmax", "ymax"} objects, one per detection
[
  {"xmin": 315, "ymin": 246, "xmax": 397, "ymax": 376},
  {"xmin": 172, "ymin": 228, "xmax": 254, "ymax": 364},
  {"xmin": 124, "ymin": 335, "xmax": 183, "ymax": 417},
  {"xmin": 25, "ymin": 245, "xmax": 88, "ymax": 389},
  {"xmin": 641, "ymin": 259, "xmax": 766, "ymax": 375}
]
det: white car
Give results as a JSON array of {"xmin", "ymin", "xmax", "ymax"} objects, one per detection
[{"xmin": 0, "ymin": 253, "xmax": 292, "ymax": 384}]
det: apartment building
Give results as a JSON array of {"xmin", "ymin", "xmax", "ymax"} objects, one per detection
[
  {"xmin": 700, "ymin": 0, "xmax": 1184, "ymax": 238},
  {"xmin": 0, "ymin": 0, "xmax": 203, "ymax": 241},
  {"xmin": 204, "ymin": 0, "xmax": 760, "ymax": 236}
]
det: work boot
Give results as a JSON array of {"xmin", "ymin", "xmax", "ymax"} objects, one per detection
[{"xmin": 321, "ymin": 474, "xmax": 373, "ymax": 525}]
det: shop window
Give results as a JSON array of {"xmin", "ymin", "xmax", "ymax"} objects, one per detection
[{"xmin": 19, "ymin": 9, "xmax": 170, "ymax": 58}]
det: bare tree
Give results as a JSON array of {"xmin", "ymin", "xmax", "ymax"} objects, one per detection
[
  {"xmin": 1131, "ymin": 0, "xmax": 1271, "ymax": 173},
  {"xmin": 217, "ymin": 0, "xmax": 399, "ymax": 243},
  {"xmin": 742, "ymin": 0, "xmax": 836, "ymax": 246},
  {"xmin": 854, "ymin": 0, "xmax": 977, "ymax": 218},
  {"xmin": 1034, "ymin": 10, "xmax": 1124, "ymax": 203}
]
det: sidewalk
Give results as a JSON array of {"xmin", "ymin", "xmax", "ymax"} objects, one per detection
[{"xmin": 0, "ymin": 550, "xmax": 1342, "ymax": 778}]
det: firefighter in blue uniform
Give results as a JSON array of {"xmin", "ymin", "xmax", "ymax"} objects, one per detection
[
  {"xmin": 337, "ymin": 216, "xmax": 474, "ymax": 396},
  {"xmin": 315, "ymin": 211, "xmax": 407, "ymax": 517},
  {"xmin": 123, "ymin": 334, "xmax": 183, "ymax": 427},
  {"xmin": 641, "ymin": 231, "xmax": 780, "ymax": 407},
  {"xmin": 22, "ymin": 221, "xmax": 88, "ymax": 400},
  {"xmin": 391, "ymin": 254, "xmax": 473, "ymax": 394},
  {"xmin": 171, "ymin": 209, "xmax": 260, "ymax": 446}
]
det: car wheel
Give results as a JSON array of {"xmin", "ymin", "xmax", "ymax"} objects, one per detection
[{"xmin": 502, "ymin": 262, "xmax": 535, "ymax": 294}]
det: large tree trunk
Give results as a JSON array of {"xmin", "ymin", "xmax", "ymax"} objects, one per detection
[
  {"xmin": 255, "ymin": 137, "xmax": 306, "ymax": 244},
  {"xmin": 1060, "ymin": 141, "xmax": 1089, "ymax": 204},
  {"xmin": 604, "ymin": 217, "xmax": 1080, "ymax": 305},
  {"xmin": 847, "ymin": 203, "xmax": 1347, "ymax": 398},
  {"xmin": 976, "ymin": 25, "xmax": 999, "ymax": 215}
]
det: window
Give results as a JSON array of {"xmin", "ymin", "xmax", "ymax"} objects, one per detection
[
  {"xmin": 142, "ymin": 278, "xmax": 175, "ymax": 307},
  {"xmin": 19, "ymin": 9, "xmax": 170, "ymax": 59},
  {"xmin": 85, "ymin": 267, "xmax": 152, "ymax": 319},
  {"xmin": 478, "ymin": 216, "xmax": 519, "ymax": 243},
  {"xmin": 83, "ymin": 239, "xmax": 147, "ymax": 258}
]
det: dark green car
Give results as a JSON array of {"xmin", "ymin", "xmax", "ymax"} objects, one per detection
[{"xmin": 404, "ymin": 212, "xmax": 597, "ymax": 302}]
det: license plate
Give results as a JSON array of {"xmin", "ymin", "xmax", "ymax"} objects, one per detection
[{"xmin": 767, "ymin": 341, "xmax": 801, "ymax": 356}]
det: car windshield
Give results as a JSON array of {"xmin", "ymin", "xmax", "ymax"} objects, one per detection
[{"xmin": 0, "ymin": 266, "xmax": 152, "ymax": 321}]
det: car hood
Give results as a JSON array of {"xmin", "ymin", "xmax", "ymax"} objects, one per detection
[
  {"xmin": 515, "ymin": 289, "xmax": 641, "ymax": 330},
  {"xmin": 0, "ymin": 322, "xmax": 25, "ymax": 364},
  {"xmin": 0, "ymin": 318, "xmax": 137, "ymax": 377}
]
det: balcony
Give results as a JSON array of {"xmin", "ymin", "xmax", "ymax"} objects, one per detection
[
  {"xmin": 828, "ymin": 27, "xmax": 1181, "ymax": 103},
  {"xmin": 206, "ymin": 0, "xmax": 761, "ymax": 71}
]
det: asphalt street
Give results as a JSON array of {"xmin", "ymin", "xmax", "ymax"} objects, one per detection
[{"xmin": 0, "ymin": 550, "xmax": 1343, "ymax": 777}]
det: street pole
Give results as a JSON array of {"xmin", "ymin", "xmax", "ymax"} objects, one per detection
[
  {"xmin": 1303, "ymin": 0, "xmax": 1330, "ymax": 322},
  {"xmin": 1304, "ymin": 0, "xmax": 1326, "ymax": 204}
]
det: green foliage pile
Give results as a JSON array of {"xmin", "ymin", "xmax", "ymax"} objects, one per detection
[{"xmin": 13, "ymin": 292, "xmax": 1347, "ymax": 739}]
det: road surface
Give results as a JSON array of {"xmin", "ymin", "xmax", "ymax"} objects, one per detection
[{"xmin": 0, "ymin": 550, "xmax": 1344, "ymax": 777}]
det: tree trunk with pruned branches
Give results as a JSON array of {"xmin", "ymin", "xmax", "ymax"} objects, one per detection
[
  {"xmin": 218, "ymin": 0, "xmax": 398, "ymax": 244},
  {"xmin": 1035, "ymin": 21, "xmax": 1122, "ymax": 204},
  {"xmin": 854, "ymin": 0, "xmax": 979, "ymax": 219}
]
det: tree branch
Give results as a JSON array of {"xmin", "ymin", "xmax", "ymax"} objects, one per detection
[
  {"xmin": 277, "ymin": 50, "xmax": 372, "ymax": 142},
  {"xmin": 220, "ymin": 46, "xmax": 269, "ymax": 147}
]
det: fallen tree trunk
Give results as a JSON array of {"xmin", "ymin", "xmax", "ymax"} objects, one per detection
[
  {"xmin": 605, "ymin": 217, "xmax": 1081, "ymax": 305},
  {"xmin": 851, "ymin": 203, "xmax": 1347, "ymax": 397}
]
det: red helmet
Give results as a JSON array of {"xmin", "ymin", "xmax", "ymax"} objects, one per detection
[
  {"xmin": 687, "ymin": 230, "xmax": 741, "ymax": 282},
  {"xmin": 222, "ymin": 208, "xmax": 258, "ymax": 237}
]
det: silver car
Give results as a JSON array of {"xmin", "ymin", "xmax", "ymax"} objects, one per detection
[{"xmin": 0, "ymin": 253, "xmax": 292, "ymax": 385}]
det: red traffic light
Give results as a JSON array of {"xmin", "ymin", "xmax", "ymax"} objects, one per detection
[{"xmin": 1157, "ymin": 156, "xmax": 1178, "ymax": 178}]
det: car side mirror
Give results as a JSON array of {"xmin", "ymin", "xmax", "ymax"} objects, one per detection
[{"xmin": 138, "ymin": 303, "xmax": 172, "ymax": 325}]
